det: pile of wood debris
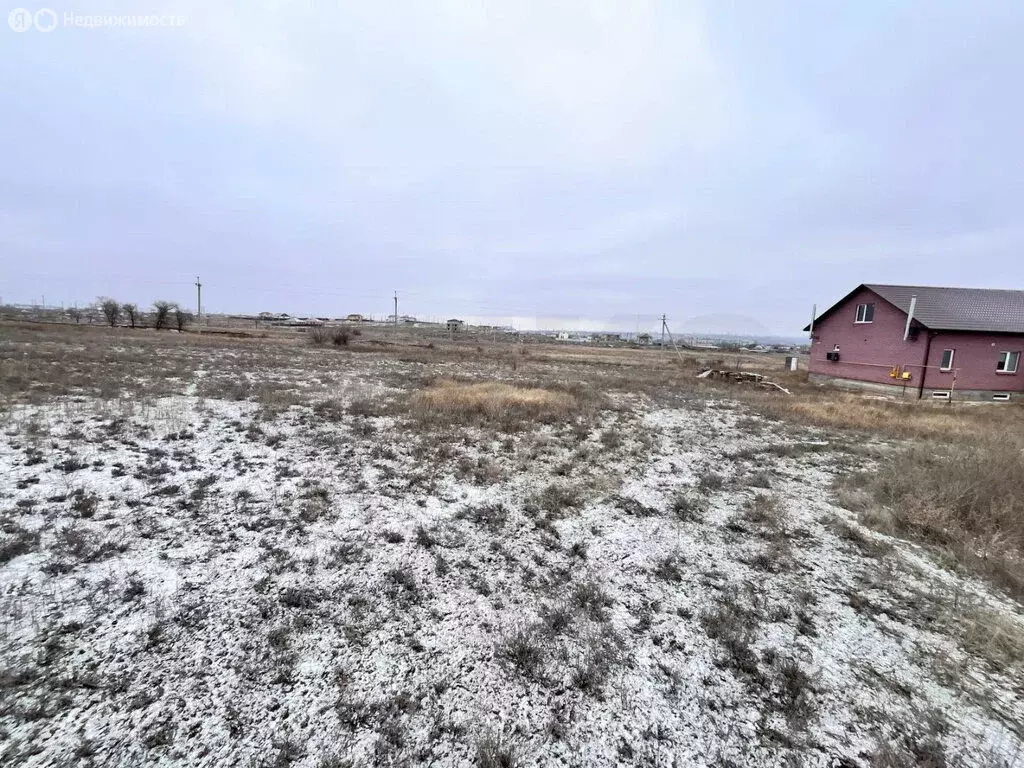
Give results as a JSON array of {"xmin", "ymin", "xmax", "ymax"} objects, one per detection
[{"xmin": 696, "ymin": 369, "xmax": 791, "ymax": 394}]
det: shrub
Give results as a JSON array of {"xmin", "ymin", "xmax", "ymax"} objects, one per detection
[
  {"xmin": 652, "ymin": 552, "xmax": 684, "ymax": 582},
  {"xmin": 49, "ymin": 524, "xmax": 123, "ymax": 566},
  {"xmin": 743, "ymin": 493, "xmax": 785, "ymax": 528},
  {"xmin": 280, "ymin": 586, "xmax": 320, "ymax": 609},
  {"xmin": 173, "ymin": 305, "xmax": 193, "ymax": 331},
  {"xmin": 613, "ymin": 494, "xmax": 660, "ymax": 517},
  {"xmin": 98, "ymin": 297, "xmax": 120, "ymax": 327},
  {"xmin": 384, "ymin": 568, "xmax": 421, "ymax": 605},
  {"xmin": 697, "ymin": 470, "xmax": 725, "ymax": 493},
  {"xmin": 529, "ymin": 483, "xmax": 584, "ymax": 518},
  {"xmin": 381, "ymin": 529, "xmax": 404, "ymax": 544},
  {"xmin": 456, "ymin": 502, "xmax": 509, "ymax": 532},
  {"xmin": 414, "ymin": 523, "xmax": 437, "ymax": 549},
  {"xmin": 308, "ymin": 327, "xmax": 329, "ymax": 345},
  {"xmin": 770, "ymin": 656, "xmax": 816, "ymax": 724},
  {"xmin": 671, "ymin": 491, "xmax": 705, "ymax": 522},
  {"xmin": 331, "ymin": 329, "xmax": 350, "ymax": 347},
  {"xmin": 152, "ymin": 301, "xmax": 173, "ymax": 330},
  {"xmin": 0, "ymin": 524, "xmax": 40, "ymax": 564},
  {"xmin": 123, "ymin": 303, "xmax": 140, "ymax": 328}
]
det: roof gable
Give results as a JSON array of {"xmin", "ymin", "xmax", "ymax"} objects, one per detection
[{"xmin": 806, "ymin": 284, "xmax": 1024, "ymax": 334}]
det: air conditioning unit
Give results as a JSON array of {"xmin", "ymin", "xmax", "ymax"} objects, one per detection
[{"xmin": 825, "ymin": 352, "xmax": 840, "ymax": 362}]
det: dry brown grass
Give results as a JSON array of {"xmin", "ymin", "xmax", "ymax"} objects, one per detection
[
  {"xmin": 838, "ymin": 438, "xmax": 1024, "ymax": 599},
  {"xmin": 717, "ymin": 372, "xmax": 1024, "ymax": 600},
  {"xmin": 408, "ymin": 379, "xmax": 584, "ymax": 429},
  {"xmin": 960, "ymin": 605, "xmax": 1024, "ymax": 670},
  {"xmin": 738, "ymin": 386, "xmax": 1024, "ymax": 442}
]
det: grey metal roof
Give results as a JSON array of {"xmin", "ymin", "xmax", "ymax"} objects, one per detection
[{"xmin": 865, "ymin": 284, "xmax": 1024, "ymax": 334}]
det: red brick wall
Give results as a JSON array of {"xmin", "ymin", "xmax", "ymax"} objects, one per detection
[
  {"xmin": 923, "ymin": 332, "xmax": 1024, "ymax": 392},
  {"xmin": 810, "ymin": 287, "xmax": 1024, "ymax": 393},
  {"xmin": 809, "ymin": 288, "xmax": 928, "ymax": 388}
]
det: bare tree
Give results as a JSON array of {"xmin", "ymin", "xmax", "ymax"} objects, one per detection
[
  {"xmin": 98, "ymin": 297, "xmax": 120, "ymax": 327},
  {"xmin": 152, "ymin": 301, "xmax": 173, "ymax": 330},
  {"xmin": 123, "ymin": 303, "xmax": 139, "ymax": 329},
  {"xmin": 67, "ymin": 307, "xmax": 82, "ymax": 324},
  {"xmin": 173, "ymin": 304, "xmax": 193, "ymax": 332}
]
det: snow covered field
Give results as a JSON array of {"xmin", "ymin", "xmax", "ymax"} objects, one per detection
[{"xmin": 1, "ymin": 329, "xmax": 1022, "ymax": 767}]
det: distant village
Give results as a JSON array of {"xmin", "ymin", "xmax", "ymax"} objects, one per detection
[
  {"xmin": 255, "ymin": 311, "xmax": 805, "ymax": 353},
  {"xmin": 0, "ymin": 301, "xmax": 806, "ymax": 353}
]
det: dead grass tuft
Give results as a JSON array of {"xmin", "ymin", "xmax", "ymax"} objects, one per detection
[
  {"xmin": 959, "ymin": 607, "xmax": 1024, "ymax": 670},
  {"xmin": 408, "ymin": 379, "xmax": 583, "ymax": 429},
  {"xmin": 495, "ymin": 626, "xmax": 546, "ymax": 678},
  {"xmin": 475, "ymin": 731, "xmax": 522, "ymax": 768}
]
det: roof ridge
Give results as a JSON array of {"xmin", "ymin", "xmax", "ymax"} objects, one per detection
[{"xmin": 866, "ymin": 283, "xmax": 1024, "ymax": 294}]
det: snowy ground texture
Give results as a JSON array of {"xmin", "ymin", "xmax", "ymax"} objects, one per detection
[{"xmin": 1, "ymin": 338, "xmax": 1023, "ymax": 767}]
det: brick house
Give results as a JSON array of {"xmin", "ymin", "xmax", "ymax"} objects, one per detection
[{"xmin": 805, "ymin": 284, "xmax": 1024, "ymax": 401}]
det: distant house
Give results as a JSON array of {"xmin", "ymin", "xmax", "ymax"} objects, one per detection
[
  {"xmin": 345, "ymin": 313, "xmax": 365, "ymax": 323},
  {"xmin": 805, "ymin": 284, "xmax": 1024, "ymax": 401},
  {"xmin": 446, "ymin": 318, "xmax": 465, "ymax": 332}
]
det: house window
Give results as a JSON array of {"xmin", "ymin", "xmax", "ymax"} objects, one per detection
[
  {"xmin": 939, "ymin": 349, "xmax": 954, "ymax": 371},
  {"xmin": 855, "ymin": 303, "xmax": 875, "ymax": 323},
  {"xmin": 997, "ymin": 351, "xmax": 1020, "ymax": 374}
]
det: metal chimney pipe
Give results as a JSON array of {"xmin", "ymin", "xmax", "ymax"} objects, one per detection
[{"xmin": 903, "ymin": 295, "xmax": 917, "ymax": 341}]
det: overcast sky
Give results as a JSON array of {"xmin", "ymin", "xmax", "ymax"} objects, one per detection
[{"xmin": 2, "ymin": 1, "xmax": 1022, "ymax": 335}]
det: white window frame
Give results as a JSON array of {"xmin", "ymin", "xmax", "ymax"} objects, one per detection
[
  {"xmin": 854, "ymin": 303, "xmax": 875, "ymax": 324},
  {"xmin": 939, "ymin": 349, "xmax": 955, "ymax": 371},
  {"xmin": 993, "ymin": 393, "xmax": 1011, "ymax": 402},
  {"xmin": 996, "ymin": 351, "xmax": 1020, "ymax": 374}
]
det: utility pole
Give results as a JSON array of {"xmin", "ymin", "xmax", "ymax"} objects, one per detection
[
  {"xmin": 393, "ymin": 291, "xmax": 398, "ymax": 340},
  {"xmin": 195, "ymin": 276, "xmax": 202, "ymax": 334},
  {"xmin": 661, "ymin": 314, "xmax": 685, "ymax": 363}
]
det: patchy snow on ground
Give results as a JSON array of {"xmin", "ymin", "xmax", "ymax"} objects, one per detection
[{"xmin": 1, "ymin": 355, "xmax": 1022, "ymax": 768}]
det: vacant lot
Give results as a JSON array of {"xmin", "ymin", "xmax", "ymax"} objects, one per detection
[{"xmin": 1, "ymin": 323, "xmax": 1022, "ymax": 768}]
